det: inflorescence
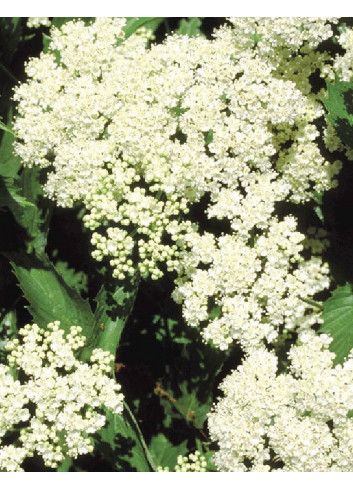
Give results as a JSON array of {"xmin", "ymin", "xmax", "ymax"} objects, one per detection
[
  {"xmin": 0, "ymin": 321, "xmax": 124, "ymax": 471},
  {"xmin": 208, "ymin": 331, "xmax": 353, "ymax": 471},
  {"xmin": 13, "ymin": 17, "xmax": 345, "ymax": 351}
]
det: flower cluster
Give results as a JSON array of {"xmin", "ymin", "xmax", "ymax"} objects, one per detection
[
  {"xmin": 14, "ymin": 18, "xmax": 340, "ymax": 267},
  {"xmin": 0, "ymin": 365, "xmax": 30, "ymax": 471},
  {"xmin": 173, "ymin": 216, "xmax": 330, "ymax": 351},
  {"xmin": 0, "ymin": 321, "xmax": 124, "ymax": 471},
  {"xmin": 208, "ymin": 330, "xmax": 353, "ymax": 471},
  {"xmin": 13, "ymin": 17, "xmax": 342, "ymax": 350},
  {"xmin": 157, "ymin": 451, "xmax": 207, "ymax": 472}
]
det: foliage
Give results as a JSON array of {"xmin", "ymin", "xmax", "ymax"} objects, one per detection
[
  {"xmin": 323, "ymin": 79, "xmax": 353, "ymax": 148},
  {"xmin": 319, "ymin": 284, "xmax": 353, "ymax": 364}
]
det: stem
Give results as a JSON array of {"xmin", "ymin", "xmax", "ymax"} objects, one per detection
[
  {"xmin": 298, "ymin": 296, "xmax": 323, "ymax": 311},
  {"xmin": 123, "ymin": 401, "xmax": 157, "ymax": 472}
]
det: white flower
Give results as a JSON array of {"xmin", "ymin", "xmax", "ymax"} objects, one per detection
[
  {"xmin": 14, "ymin": 17, "xmax": 340, "ymax": 284},
  {"xmin": 1, "ymin": 321, "xmax": 124, "ymax": 471},
  {"xmin": 208, "ymin": 331, "xmax": 353, "ymax": 471}
]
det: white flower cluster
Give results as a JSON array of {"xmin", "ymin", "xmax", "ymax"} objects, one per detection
[
  {"xmin": 0, "ymin": 365, "xmax": 30, "ymax": 471},
  {"xmin": 0, "ymin": 321, "xmax": 124, "ymax": 471},
  {"xmin": 208, "ymin": 331, "xmax": 353, "ymax": 472},
  {"xmin": 157, "ymin": 451, "xmax": 207, "ymax": 472},
  {"xmin": 173, "ymin": 216, "xmax": 330, "ymax": 350},
  {"xmin": 228, "ymin": 17, "xmax": 338, "ymax": 95},
  {"xmin": 27, "ymin": 17, "xmax": 51, "ymax": 29},
  {"xmin": 13, "ymin": 18, "xmax": 341, "ymax": 348}
]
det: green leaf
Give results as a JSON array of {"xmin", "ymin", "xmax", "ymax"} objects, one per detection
[
  {"xmin": 319, "ymin": 283, "xmax": 353, "ymax": 364},
  {"xmin": 148, "ymin": 434, "xmax": 187, "ymax": 470},
  {"xmin": 323, "ymin": 79, "xmax": 353, "ymax": 148},
  {"xmin": 42, "ymin": 33, "xmax": 52, "ymax": 53},
  {"xmin": 79, "ymin": 273, "xmax": 139, "ymax": 362},
  {"xmin": 17, "ymin": 166, "xmax": 53, "ymax": 254},
  {"xmin": 203, "ymin": 450, "xmax": 218, "ymax": 471},
  {"xmin": 177, "ymin": 382, "xmax": 212, "ymax": 429},
  {"xmin": 97, "ymin": 406, "xmax": 154, "ymax": 472},
  {"xmin": 7, "ymin": 251, "xmax": 95, "ymax": 337},
  {"xmin": 51, "ymin": 17, "xmax": 76, "ymax": 28},
  {"xmin": 0, "ymin": 107, "xmax": 51, "ymax": 253},
  {"xmin": 0, "ymin": 176, "xmax": 35, "ymax": 209},
  {"xmin": 176, "ymin": 18, "xmax": 202, "ymax": 37},
  {"xmin": 0, "ymin": 166, "xmax": 53, "ymax": 255},
  {"xmin": 0, "ymin": 120, "xmax": 14, "ymax": 135},
  {"xmin": 203, "ymin": 129, "xmax": 214, "ymax": 146},
  {"xmin": 0, "ymin": 106, "xmax": 21, "ymax": 177},
  {"xmin": 124, "ymin": 17, "xmax": 164, "ymax": 38},
  {"xmin": 53, "ymin": 260, "xmax": 88, "ymax": 294},
  {"xmin": 173, "ymin": 337, "xmax": 192, "ymax": 344}
]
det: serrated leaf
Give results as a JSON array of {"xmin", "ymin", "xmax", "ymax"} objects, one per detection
[
  {"xmin": 319, "ymin": 283, "xmax": 353, "ymax": 364},
  {"xmin": 18, "ymin": 167, "xmax": 52, "ymax": 251},
  {"xmin": 2, "ymin": 166, "xmax": 53, "ymax": 254},
  {"xmin": 94, "ymin": 277, "xmax": 139, "ymax": 352},
  {"xmin": 97, "ymin": 408, "xmax": 153, "ymax": 472},
  {"xmin": 79, "ymin": 275, "xmax": 139, "ymax": 363},
  {"xmin": 124, "ymin": 17, "xmax": 164, "ymax": 38},
  {"xmin": 7, "ymin": 251, "xmax": 95, "ymax": 337},
  {"xmin": 148, "ymin": 433, "xmax": 187, "ymax": 469},
  {"xmin": 0, "ymin": 107, "xmax": 50, "ymax": 253},
  {"xmin": 0, "ymin": 176, "xmax": 35, "ymax": 209},
  {"xmin": 177, "ymin": 382, "xmax": 212, "ymax": 428},
  {"xmin": 176, "ymin": 18, "xmax": 202, "ymax": 37},
  {"xmin": 323, "ymin": 79, "xmax": 353, "ymax": 148},
  {"xmin": 53, "ymin": 260, "xmax": 88, "ymax": 294}
]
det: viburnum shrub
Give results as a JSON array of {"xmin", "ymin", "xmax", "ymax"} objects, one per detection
[{"xmin": 1, "ymin": 16, "xmax": 353, "ymax": 472}]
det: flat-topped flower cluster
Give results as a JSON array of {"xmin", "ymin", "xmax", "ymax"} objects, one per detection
[
  {"xmin": 0, "ymin": 321, "xmax": 124, "ymax": 471},
  {"xmin": 208, "ymin": 331, "xmax": 353, "ymax": 472},
  {"xmin": 13, "ymin": 17, "xmax": 344, "ymax": 351}
]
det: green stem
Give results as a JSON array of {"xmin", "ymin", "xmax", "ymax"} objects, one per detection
[
  {"xmin": 298, "ymin": 296, "xmax": 323, "ymax": 311},
  {"xmin": 123, "ymin": 401, "xmax": 157, "ymax": 472}
]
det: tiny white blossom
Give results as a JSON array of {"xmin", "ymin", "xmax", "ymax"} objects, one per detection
[
  {"xmin": 0, "ymin": 321, "xmax": 124, "ymax": 471},
  {"xmin": 208, "ymin": 331, "xmax": 353, "ymax": 471}
]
